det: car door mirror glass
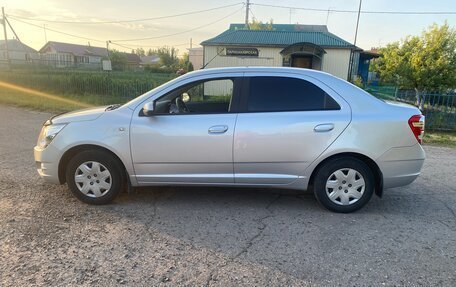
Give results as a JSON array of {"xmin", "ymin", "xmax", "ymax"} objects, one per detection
[{"xmin": 142, "ymin": 102, "xmax": 155, "ymax": 116}]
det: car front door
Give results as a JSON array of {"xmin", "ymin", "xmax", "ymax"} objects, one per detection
[
  {"xmin": 130, "ymin": 76, "xmax": 242, "ymax": 185},
  {"xmin": 233, "ymin": 73, "xmax": 351, "ymax": 185}
]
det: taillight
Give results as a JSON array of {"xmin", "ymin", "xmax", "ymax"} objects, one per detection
[{"xmin": 408, "ymin": 115, "xmax": 425, "ymax": 144}]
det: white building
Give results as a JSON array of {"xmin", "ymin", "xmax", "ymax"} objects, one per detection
[
  {"xmin": 39, "ymin": 41, "xmax": 141, "ymax": 70},
  {"xmin": 0, "ymin": 39, "xmax": 39, "ymax": 64},
  {"xmin": 39, "ymin": 41, "xmax": 108, "ymax": 68},
  {"xmin": 201, "ymin": 24, "xmax": 377, "ymax": 82},
  {"xmin": 188, "ymin": 47, "xmax": 203, "ymax": 69}
]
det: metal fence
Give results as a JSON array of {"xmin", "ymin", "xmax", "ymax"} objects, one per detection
[
  {"xmin": 366, "ymin": 85, "xmax": 456, "ymax": 131},
  {"xmin": 0, "ymin": 67, "xmax": 176, "ymax": 107},
  {"xmin": 0, "ymin": 58, "xmax": 141, "ymax": 71},
  {"xmin": 0, "ymin": 64, "xmax": 454, "ymax": 131}
]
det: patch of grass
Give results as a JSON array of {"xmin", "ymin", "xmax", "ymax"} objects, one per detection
[
  {"xmin": 0, "ymin": 87, "xmax": 90, "ymax": 112},
  {"xmin": 424, "ymin": 131, "xmax": 456, "ymax": 148},
  {"xmin": 0, "ymin": 69, "xmax": 175, "ymax": 101}
]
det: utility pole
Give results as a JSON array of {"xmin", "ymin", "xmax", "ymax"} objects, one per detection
[
  {"xmin": 190, "ymin": 38, "xmax": 192, "ymax": 49},
  {"xmin": 4, "ymin": 17, "xmax": 20, "ymax": 42},
  {"xmin": 347, "ymin": 0, "xmax": 362, "ymax": 81},
  {"xmin": 1, "ymin": 7, "xmax": 10, "ymax": 67},
  {"xmin": 353, "ymin": 0, "xmax": 362, "ymax": 47},
  {"xmin": 106, "ymin": 40, "xmax": 110, "ymax": 60},
  {"xmin": 244, "ymin": 0, "xmax": 250, "ymax": 29}
]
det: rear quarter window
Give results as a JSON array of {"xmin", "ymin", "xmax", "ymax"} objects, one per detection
[{"xmin": 247, "ymin": 76, "xmax": 340, "ymax": 112}]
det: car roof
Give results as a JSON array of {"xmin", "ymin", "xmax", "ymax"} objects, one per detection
[{"xmin": 186, "ymin": 66, "xmax": 332, "ymax": 78}]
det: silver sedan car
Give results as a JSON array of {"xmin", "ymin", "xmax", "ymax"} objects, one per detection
[{"xmin": 34, "ymin": 67, "xmax": 425, "ymax": 212}]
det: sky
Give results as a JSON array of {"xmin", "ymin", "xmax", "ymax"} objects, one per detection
[{"xmin": 1, "ymin": 0, "xmax": 455, "ymax": 56}]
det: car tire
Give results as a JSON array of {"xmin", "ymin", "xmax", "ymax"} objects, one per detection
[
  {"xmin": 313, "ymin": 157, "xmax": 374, "ymax": 213},
  {"xmin": 66, "ymin": 150, "xmax": 124, "ymax": 204}
]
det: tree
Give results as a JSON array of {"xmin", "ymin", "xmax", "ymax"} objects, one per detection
[
  {"xmin": 249, "ymin": 18, "xmax": 274, "ymax": 30},
  {"xmin": 133, "ymin": 47, "xmax": 146, "ymax": 57},
  {"xmin": 372, "ymin": 22, "xmax": 456, "ymax": 109},
  {"xmin": 109, "ymin": 49, "xmax": 127, "ymax": 71},
  {"xmin": 150, "ymin": 46, "xmax": 179, "ymax": 68},
  {"xmin": 187, "ymin": 61, "xmax": 194, "ymax": 72},
  {"xmin": 179, "ymin": 52, "xmax": 190, "ymax": 71}
]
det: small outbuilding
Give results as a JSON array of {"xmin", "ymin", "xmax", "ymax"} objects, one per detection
[{"xmin": 201, "ymin": 24, "xmax": 377, "ymax": 81}]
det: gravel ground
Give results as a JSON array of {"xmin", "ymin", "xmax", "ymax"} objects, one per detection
[{"xmin": 1, "ymin": 104, "xmax": 455, "ymax": 286}]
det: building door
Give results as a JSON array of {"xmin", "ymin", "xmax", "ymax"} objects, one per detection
[{"xmin": 291, "ymin": 56, "xmax": 313, "ymax": 68}]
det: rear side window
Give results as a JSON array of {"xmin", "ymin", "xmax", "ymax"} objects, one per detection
[{"xmin": 247, "ymin": 76, "xmax": 340, "ymax": 112}]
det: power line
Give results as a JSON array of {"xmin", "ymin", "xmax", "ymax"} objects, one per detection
[
  {"xmin": 8, "ymin": 7, "xmax": 237, "ymax": 48},
  {"xmin": 109, "ymin": 42, "xmax": 136, "ymax": 50},
  {"xmin": 110, "ymin": 42, "xmax": 190, "ymax": 52},
  {"xmin": 8, "ymin": 16, "xmax": 105, "ymax": 43},
  {"xmin": 6, "ymin": 3, "xmax": 244, "ymax": 24},
  {"xmin": 251, "ymin": 3, "xmax": 456, "ymax": 15},
  {"xmin": 110, "ymin": 42, "xmax": 190, "ymax": 48},
  {"xmin": 111, "ymin": 6, "xmax": 244, "ymax": 42}
]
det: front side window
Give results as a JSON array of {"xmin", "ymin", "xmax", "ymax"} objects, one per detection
[
  {"xmin": 247, "ymin": 76, "xmax": 340, "ymax": 112},
  {"xmin": 155, "ymin": 79, "xmax": 234, "ymax": 114}
]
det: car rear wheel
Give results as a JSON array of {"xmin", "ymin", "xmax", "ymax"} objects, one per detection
[
  {"xmin": 66, "ymin": 150, "xmax": 123, "ymax": 204},
  {"xmin": 313, "ymin": 157, "xmax": 374, "ymax": 213}
]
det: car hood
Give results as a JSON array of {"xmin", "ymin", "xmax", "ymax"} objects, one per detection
[{"xmin": 51, "ymin": 106, "xmax": 108, "ymax": 124}]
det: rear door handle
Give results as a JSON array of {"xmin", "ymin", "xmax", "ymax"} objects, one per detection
[
  {"xmin": 208, "ymin": 125, "xmax": 228, "ymax": 134},
  {"xmin": 314, "ymin": 123, "xmax": 334, "ymax": 132}
]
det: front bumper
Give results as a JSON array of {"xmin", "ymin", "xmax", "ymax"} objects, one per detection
[
  {"xmin": 34, "ymin": 144, "xmax": 61, "ymax": 184},
  {"xmin": 377, "ymin": 144, "xmax": 425, "ymax": 189}
]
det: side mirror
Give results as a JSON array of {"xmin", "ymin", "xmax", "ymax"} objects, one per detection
[{"xmin": 142, "ymin": 102, "xmax": 155, "ymax": 116}]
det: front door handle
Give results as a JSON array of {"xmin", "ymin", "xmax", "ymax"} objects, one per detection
[
  {"xmin": 314, "ymin": 123, "xmax": 334, "ymax": 132},
  {"xmin": 208, "ymin": 125, "xmax": 228, "ymax": 134}
]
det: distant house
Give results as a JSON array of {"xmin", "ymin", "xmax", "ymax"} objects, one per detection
[
  {"xmin": 38, "ymin": 41, "xmax": 142, "ymax": 70},
  {"xmin": 0, "ymin": 39, "xmax": 39, "ymax": 63},
  {"xmin": 39, "ymin": 41, "xmax": 108, "ymax": 68},
  {"xmin": 124, "ymin": 52, "xmax": 141, "ymax": 69},
  {"xmin": 188, "ymin": 47, "xmax": 203, "ymax": 69}
]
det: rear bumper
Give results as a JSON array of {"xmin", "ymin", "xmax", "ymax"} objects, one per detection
[
  {"xmin": 377, "ymin": 144, "xmax": 425, "ymax": 189},
  {"xmin": 34, "ymin": 144, "xmax": 61, "ymax": 184}
]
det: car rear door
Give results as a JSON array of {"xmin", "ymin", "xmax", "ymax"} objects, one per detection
[{"xmin": 233, "ymin": 72, "xmax": 351, "ymax": 185}]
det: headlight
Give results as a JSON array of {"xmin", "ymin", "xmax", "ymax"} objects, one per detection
[{"xmin": 37, "ymin": 123, "xmax": 66, "ymax": 149}]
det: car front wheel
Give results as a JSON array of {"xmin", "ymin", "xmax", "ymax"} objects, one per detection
[
  {"xmin": 313, "ymin": 157, "xmax": 374, "ymax": 213},
  {"xmin": 65, "ymin": 150, "xmax": 123, "ymax": 204}
]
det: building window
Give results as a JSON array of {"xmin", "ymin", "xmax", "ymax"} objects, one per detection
[{"xmin": 246, "ymin": 76, "xmax": 340, "ymax": 112}]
